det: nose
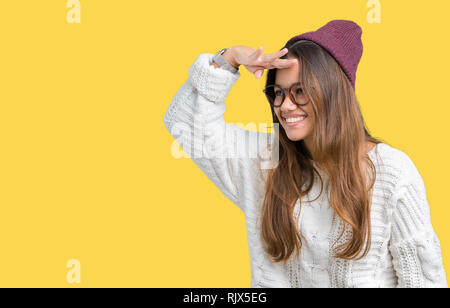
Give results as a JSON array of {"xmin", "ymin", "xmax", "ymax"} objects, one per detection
[{"xmin": 280, "ymin": 93, "xmax": 298, "ymax": 112}]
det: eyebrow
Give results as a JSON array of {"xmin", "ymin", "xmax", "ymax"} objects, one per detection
[{"xmin": 274, "ymin": 81, "xmax": 303, "ymax": 88}]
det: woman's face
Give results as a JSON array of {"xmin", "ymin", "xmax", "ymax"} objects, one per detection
[{"xmin": 274, "ymin": 57, "xmax": 315, "ymax": 143}]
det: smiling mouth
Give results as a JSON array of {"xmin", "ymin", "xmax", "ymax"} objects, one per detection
[
  {"xmin": 283, "ymin": 115, "xmax": 307, "ymax": 122},
  {"xmin": 282, "ymin": 115, "xmax": 308, "ymax": 126}
]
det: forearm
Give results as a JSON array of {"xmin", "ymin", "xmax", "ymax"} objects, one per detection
[{"xmin": 164, "ymin": 53, "xmax": 245, "ymax": 210}]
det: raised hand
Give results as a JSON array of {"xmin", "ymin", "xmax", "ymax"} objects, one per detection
[{"xmin": 224, "ymin": 46, "xmax": 298, "ymax": 79}]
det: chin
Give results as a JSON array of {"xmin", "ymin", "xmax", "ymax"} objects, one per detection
[
  {"xmin": 285, "ymin": 131, "xmax": 307, "ymax": 142},
  {"xmin": 281, "ymin": 121, "xmax": 310, "ymax": 140}
]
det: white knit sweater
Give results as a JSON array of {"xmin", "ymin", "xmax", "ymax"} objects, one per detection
[{"xmin": 163, "ymin": 53, "xmax": 448, "ymax": 288}]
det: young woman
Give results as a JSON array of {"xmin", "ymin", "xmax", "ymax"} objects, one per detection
[{"xmin": 163, "ymin": 20, "xmax": 447, "ymax": 288}]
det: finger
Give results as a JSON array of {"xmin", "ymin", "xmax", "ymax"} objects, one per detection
[
  {"xmin": 254, "ymin": 69, "xmax": 263, "ymax": 79},
  {"xmin": 270, "ymin": 58, "xmax": 297, "ymax": 69},
  {"xmin": 250, "ymin": 46, "xmax": 263, "ymax": 60},
  {"xmin": 265, "ymin": 47, "xmax": 289, "ymax": 62}
]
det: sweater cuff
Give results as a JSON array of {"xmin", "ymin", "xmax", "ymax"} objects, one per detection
[{"xmin": 188, "ymin": 53, "xmax": 241, "ymax": 103}]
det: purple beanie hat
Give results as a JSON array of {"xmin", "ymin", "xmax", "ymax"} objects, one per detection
[{"xmin": 284, "ymin": 20, "xmax": 363, "ymax": 89}]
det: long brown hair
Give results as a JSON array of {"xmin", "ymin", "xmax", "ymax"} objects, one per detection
[{"xmin": 260, "ymin": 39, "xmax": 384, "ymax": 264}]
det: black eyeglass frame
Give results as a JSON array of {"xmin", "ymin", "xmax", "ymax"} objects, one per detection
[{"xmin": 262, "ymin": 82, "xmax": 309, "ymax": 108}]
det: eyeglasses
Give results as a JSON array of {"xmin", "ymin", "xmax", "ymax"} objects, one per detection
[{"xmin": 262, "ymin": 82, "xmax": 309, "ymax": 108}]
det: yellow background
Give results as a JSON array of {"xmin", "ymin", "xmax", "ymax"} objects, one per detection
[{"xmin": 0, "ymin": 0, "xmax": 449, "ymax": 287}]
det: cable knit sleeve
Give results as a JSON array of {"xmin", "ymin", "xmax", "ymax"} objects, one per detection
[
  {"xmin": 163, "ymin": 53, "xmax": 276, "ymax": 213},
  {"xmin": 388, "ymin": 153, "xmax": 448, "ymax": 288}
]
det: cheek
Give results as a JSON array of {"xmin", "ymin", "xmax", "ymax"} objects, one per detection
[
  {"xmin": 302, "ymin": 104, "xmax": 313, "ymax": 114},
  {"xmin": 306, "ymin": 112, "xmax": 314, "ymax": 124},
  {"xmin": 303, "ymin": 106, "xmax": 314, "ymax": 123}
]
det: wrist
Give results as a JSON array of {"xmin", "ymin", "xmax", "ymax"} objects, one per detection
[{"xmin": 222, "ymin": 47, "xmax": 240, "ymax": 69}]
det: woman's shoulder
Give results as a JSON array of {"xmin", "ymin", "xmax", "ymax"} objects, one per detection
[{"xmin": 368, "ymin": 142, "xmax": 424, "ymax": 189}]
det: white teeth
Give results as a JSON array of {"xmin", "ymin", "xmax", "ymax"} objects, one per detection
[{"xmin": 285, "ymin": 116, "xmax": 306, "ymax": 123}]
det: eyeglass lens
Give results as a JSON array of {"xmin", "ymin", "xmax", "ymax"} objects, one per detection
[{"xmin": 265, "ymin": 84, "xmax": 308, "ymax": 107}]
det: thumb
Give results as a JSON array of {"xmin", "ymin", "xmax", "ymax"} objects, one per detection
[{"xmin": 254, "ymin": 69, "xmax": 263, "ymax": 79}]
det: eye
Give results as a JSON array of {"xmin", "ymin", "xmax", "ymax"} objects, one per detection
[
  {"xmin": 274, "ymin": 90, "xmax": 283, "ymax": 96},
  {"xmin": 294, "ymin": 87, "xmax": 303, "ymax": 95}
]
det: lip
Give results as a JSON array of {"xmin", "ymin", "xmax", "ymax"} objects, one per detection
[{"xmin": 283, "ymin": 115, "xmax": 307, "ymax": 127}]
